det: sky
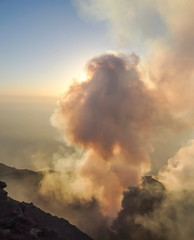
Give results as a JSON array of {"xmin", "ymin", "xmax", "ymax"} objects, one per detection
[{"xmin": 0, "ymin": 0, "xmax": 132, "ymax": 97}]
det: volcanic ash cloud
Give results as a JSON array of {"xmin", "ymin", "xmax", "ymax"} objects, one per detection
[{"xmin": 51, "ymin": 52, "xmax": 169, "ymax": 216}]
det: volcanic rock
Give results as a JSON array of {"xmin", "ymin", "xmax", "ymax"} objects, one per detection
[{"xmin": 0, "ymin": 181, "xmax": 93, "ymax": 240}]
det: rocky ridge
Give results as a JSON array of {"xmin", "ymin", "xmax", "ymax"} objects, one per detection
[{"xmin": 0, "ymin": 181, "xmax": 93, "ymax": 240}]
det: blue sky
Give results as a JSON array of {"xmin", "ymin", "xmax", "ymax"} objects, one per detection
[{"xmin": 0, "ymin": 0, "xmax": 112, "ymax": 96}]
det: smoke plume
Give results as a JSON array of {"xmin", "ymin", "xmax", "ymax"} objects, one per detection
[
  {"xmin": 73, "ymin": 0, "xmax": 194, "ymax": 114},
  {"xmin": 45, "ymin": 0, "xmax": 194, "ymax": 237},
  {"xmin": 48, "ymin": 52, "xmax": 173, "ymax": 216}
]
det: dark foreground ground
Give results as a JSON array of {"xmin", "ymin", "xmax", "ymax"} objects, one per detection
[{"xmin": 0, "ymin": 181, "xmax": 93, "ymax": 240}]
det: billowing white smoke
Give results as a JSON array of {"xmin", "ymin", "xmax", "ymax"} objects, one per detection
[
  {"xmin": 38, "ymin": 1, "xmax": 194, "ymax": 238},
  {"xmin": 73, "ymin": 0, "xmax": 194, "ymax": 114},
  {"xmin": 39, "ymin": 52, "xmax": 173, "ymax": 217},
  {"xmin": 135, "ymin": 140, "xmax": 194, "ymax": 240}
]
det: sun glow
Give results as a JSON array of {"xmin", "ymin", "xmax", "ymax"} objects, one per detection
[{"xmin": 76, "ymin": 71, "xmax": 88, "ymax": 83}]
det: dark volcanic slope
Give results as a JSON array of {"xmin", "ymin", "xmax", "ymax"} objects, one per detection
[{"xmin": 0, "ymin": 181, "xmax": 93, "ymax": 240}]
